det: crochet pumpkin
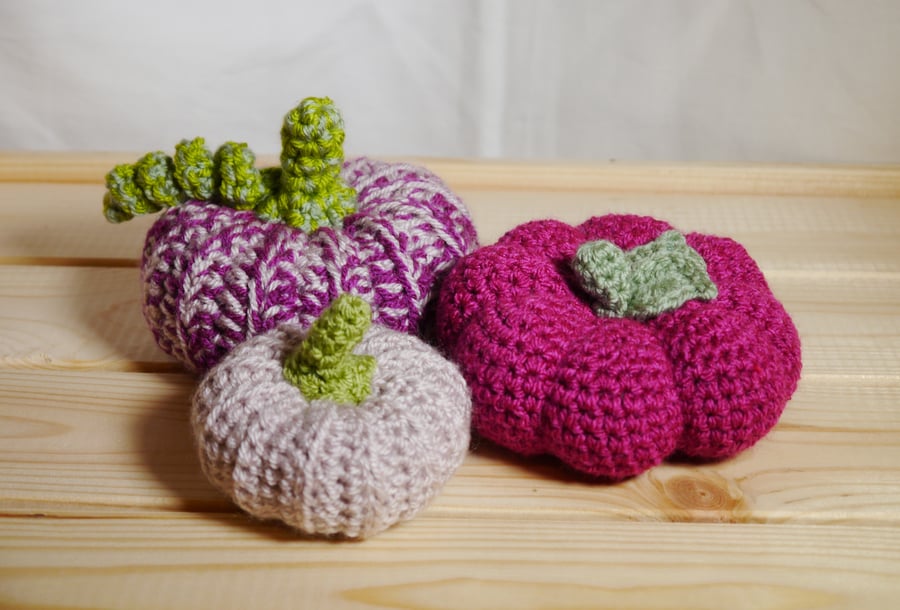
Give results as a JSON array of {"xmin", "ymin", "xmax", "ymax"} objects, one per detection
[
  {"xmin": 103, "ymin": 97, "xmax": 477, "ymax": 537},
  {"xmin": 104, "ymin": 96, "xmax": 478, "ymax": 371},
  {"xmin": 194, "ymin": 295, "xmax": 471, "ymax": 538},
  {"xmin": 435, "ymin": 214, "xmax": 802, "ymax": 480}
]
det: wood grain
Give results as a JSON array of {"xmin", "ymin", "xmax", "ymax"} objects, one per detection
[
  {"xmin": 2, "ymin": 368, "xmax": 899, "ymax": 525},
  {"xmin": 1, "ymin": 155, "xmax": 899, "ymax": 609},
  {"xmin": 2, "ymin": 516, "xmax": 899, "ymax": 610},
  {"xmin": 3, "ymin": 151, "xmax": 900, "ymax": 197},
  {"xmin": 3, "ymin": 181, "xmax": 900, "ymax": 266},
  {"xmin": 0, "ymin": 266, "xmax": 173, "ymax": 370},
  {"xmin": 0, "ymin": 182, "xmax": 151, "ymax": 264},
  {"xmin": 2, "ymin": 265, "xmax": 897, "ymax": 378}
]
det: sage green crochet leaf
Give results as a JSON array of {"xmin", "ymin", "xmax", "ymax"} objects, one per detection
[
  {"xmin": 283, "ymin": 294, "xmax": 377, "ymax": 405},
  {"xmin": 626, "ymin": 231, "xmax": 717, "ymax": 317},
  {"xmin": 572, "ymin": 230, "xmax": 718, "ymax": 319},
  {"xmin": 570, "ymin": 239, "xmax": 631, "ymax": 317}
]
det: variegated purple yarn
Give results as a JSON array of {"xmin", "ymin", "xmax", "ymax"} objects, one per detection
[{"xmin": 141, "ymin": 157, "xmax": 478, "ymax": 371}]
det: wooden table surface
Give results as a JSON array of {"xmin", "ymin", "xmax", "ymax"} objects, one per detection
[{"xmin": 1, "ymin": 153, "xmax": 899, "ymax": 609}]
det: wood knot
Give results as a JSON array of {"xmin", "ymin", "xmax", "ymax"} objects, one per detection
[
  {"xmin": 656, "ymin": 473, "xmax": 749, "ymax": 522},
  {"xmin": 666, "ymin": 475, "xmax": 730, "ymax": 509}
]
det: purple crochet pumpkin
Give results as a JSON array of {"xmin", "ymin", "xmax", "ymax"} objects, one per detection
[
  {"xmin": 141, "ymin": 157, "xmax": 477, "ymax": 371},
  {"xmin": 103, "ymin": 97, "xmax": 477, "ymax": 371},
  {"xmin": 435, "ymin": 214, "xmax": 802, "ymax": 480}
]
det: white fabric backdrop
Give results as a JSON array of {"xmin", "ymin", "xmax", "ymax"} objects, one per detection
[{"xmin": 2, "ymin": 0, "xmax": 898, "ymax": 162}]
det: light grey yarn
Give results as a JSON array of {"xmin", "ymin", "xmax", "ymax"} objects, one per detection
[{"xmin": 192, "ymin": 323, "xmax": 471, "ymax": 538}]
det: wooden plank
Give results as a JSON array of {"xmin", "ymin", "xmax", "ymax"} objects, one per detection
[
  {"xmin": 1, "ymin": 515, "xmax": 898, "ymax": 609},
  {"xmin": 0, "ymin": 151, "xmax": 134, "ymax": 184},
  {"xmin": 2, "ymin": 369, "xmax": 899, "ymax": 526},
  {"xmin": 2, "ymin": 265, "xmax": 897, "ymax": 376},
  {"xmin": 464, "ymin": 191, "xmax": 900, "ymax": 252},
  {"xmin": 0, "ymin": 371, "xmax": 215, "ymax": 513},
  {"xmin": 3, "ymin": 151, "xmax": 900, "ymax": 197},
  {"xmin": 0, "ymin": 266, "xmax": 175, "ymax": 370},
  {"xmin": 0, "ymin": 183, "xmax": 152, "ymax": 265},
  {"xmin": 2, "ymin": 182, "xmax": 899, "ymax": 266},
  {"xmin": 437, "ymin": 160, "xmax": 900, "ymax": 197},
  {"xmin": 0, "ymin": 154, "xmax": 897, "ymax": 607}
]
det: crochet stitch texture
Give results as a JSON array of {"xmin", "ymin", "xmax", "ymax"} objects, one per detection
[
  {"xmin": 102, "ymin": 96, "xmax": 477, "ymax": 539},
  {"xmin": 435, "ymin": 214, "xmax": 802, "ymax": 480},
  {"xmin": 142, "ymin": 157, "xmax": 478, "ymax": 371},
  {"xmin": 104, "ymin": 97, "xmax": 356, "ymax": 230},
  {"xmin": 193, "ymin": 317, "xmax": 472, "ymax": 538},
  {"xmin": 282, "ymin": 294, "xmax": 377, "ymax": 405},
  {"xmin": 571, "ymin": 230, "xmax": 718, "ymax": 318}
]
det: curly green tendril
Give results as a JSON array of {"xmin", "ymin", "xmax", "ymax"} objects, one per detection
[{"xmin": 102, "ymin": 96, "xmax": 357, "ymax": 231}]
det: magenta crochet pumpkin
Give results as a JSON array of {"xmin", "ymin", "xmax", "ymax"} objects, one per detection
[{"xmin": 435, "ymin": 214, "xmax": 802, "ymax": 480}]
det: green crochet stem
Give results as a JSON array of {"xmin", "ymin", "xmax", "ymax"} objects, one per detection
[
  {"xmin": 572, "ymin": 230, "xmax": 718, "ymax": 319},
  {"xmin": 282, "ymin": 294, "xmax": 377, "ymax": 405},
  {"xmin": 102, "ymin": 96, "xmax": 357, "ymax": 231}
]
